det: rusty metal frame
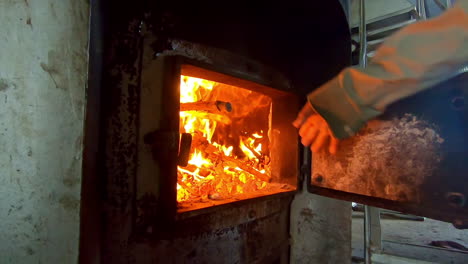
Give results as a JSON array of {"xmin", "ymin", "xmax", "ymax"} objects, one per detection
[{"xmin": 135, "ymin": 54, "xmax": 302, "ymax": 240}]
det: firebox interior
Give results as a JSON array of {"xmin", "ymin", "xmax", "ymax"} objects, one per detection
[{"xmin": 177, "ymin": 64, "xmax": 299, "ymax": 213}]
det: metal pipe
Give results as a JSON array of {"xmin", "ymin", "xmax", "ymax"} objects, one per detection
[
  {"xmin": 446, "ymin": 0, "xmax": 452, "ymax": 8},
  {"xmin": 417, "ymin": 0, "xmax": 427, "ymax": 20},
  {"xmin": 364, "ymin": 205, "xmax": 372, "ymax": 264},
  {"xmin": 417, "ymin": 0, "xmax": 422, "ymax": 17},
  {"xmin": 358, "ymin": 2, "xmax": 371, "ymax": 262},
  {"xmin": 359, "ymin": 0, "xmax": 367, "ymax": 68},
  {"xmin": 433, "ymin": 0, "xmax": 447, "ymax": 10},
  {"xmin": 421, "ymin": 0, "xmax": 427, "ymax": 19}
]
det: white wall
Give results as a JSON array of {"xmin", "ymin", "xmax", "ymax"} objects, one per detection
[{"xmin": 0, "ymin": 1, "xmax": 89, "ymax": 263}]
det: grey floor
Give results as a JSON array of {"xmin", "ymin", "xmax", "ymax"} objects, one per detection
[{"xmin": 352, "ymin": 211, "xmax": 468, "ymax": 263}]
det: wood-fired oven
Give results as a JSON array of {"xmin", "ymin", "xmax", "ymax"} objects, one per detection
[{"xmin": 80, "ymin": 0, "xmax": 468, "ymax": 263}]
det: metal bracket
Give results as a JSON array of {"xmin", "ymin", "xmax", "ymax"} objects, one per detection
[{"xmin": 144, "ymin": 130, "xmax": 192, "ymax": 166}]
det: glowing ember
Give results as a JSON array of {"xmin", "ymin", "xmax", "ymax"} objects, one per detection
[{"xmin": 177, "ymin": 75, "xmax": 272, "ymax": 202}]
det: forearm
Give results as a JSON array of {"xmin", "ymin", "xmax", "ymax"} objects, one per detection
[{"xmin": 308, "ymin": 3, "xmax": 468, "ymax": 139}]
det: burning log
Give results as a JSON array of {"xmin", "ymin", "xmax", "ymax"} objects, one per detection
[
  {"xmin": 180, "ymin": 100, "xmax": 232, "ymax": 113},
  {"xmin": 191, "ymin": 132, "xmax": 212, "ymax": 152},
  {"xmin": 191, "ymin": 132, "xmax": 270, "ymax": 182},
  {"xmin": 243, "ymin": 144, "xmax": 262, "ymax": 160},
  {"xmin": 181, "ymin": 111, "xmax": 232, "ymax": 125},
  {"xmin": 221, "ymin": 155, "xmax": 271, "ymax": 182},
  {"xmin": 177, "ymin": 178, "xmax": 197, "ymax": 195}
]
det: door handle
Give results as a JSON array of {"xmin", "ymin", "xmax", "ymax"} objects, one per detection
[{"xmin": 178, "ymin": 133, "xmax": 192, "ymax": 167}]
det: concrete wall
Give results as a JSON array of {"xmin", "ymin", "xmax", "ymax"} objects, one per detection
[
  {"xmin": 0, "ymin": 1, "xmax": 89, "ymax": 263},
  {"xmin": 290, "ymin": 183, "xmax": 352, "ymax": 264}
]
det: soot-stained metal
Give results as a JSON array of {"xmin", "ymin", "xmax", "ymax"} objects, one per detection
[{"xmin": 98, "ymin": 0, "xmax": 350, "ymax": 263}]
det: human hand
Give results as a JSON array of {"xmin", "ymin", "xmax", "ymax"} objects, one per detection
[{"xmin": 293, "ymin": 103, "xmax": 340, "ymax": 154}]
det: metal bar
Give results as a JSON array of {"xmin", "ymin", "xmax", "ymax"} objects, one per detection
[
  {"xmin": 367, "ymin": 38, "xmax": 386, "ymax": 49},
  {"xmin": 358, "ymin": 2, "xmax": 370, "ymax": 262},
  {"xmin": 371, "ymin": 207, "xmax": 382, "ymax": 250},
  {"xmin": 364, "ymin": 205, "xmax": 382, "ymax": 264},
  {"xmin": 433, "ymin": 0, "xmax": 447, "ymax": 10},
  {"xmin": 364, "ymin": 205, "xmax": 372, "ymax": 264},
  {"xmin": 364, "ymin": 206, "xmax": 383, "ymax": 264},
  {"xmin": 366, "ymin": 19, "xmax": 416, "ymax": 37},
  {"xmin": 359, "ymin": 0, "xmax": 367, "ymax": 68},
  {"xmin": 446, "ymin": 0, "xmax": 452, "ymax": 8},
  {"xmin": 421, "ymin": 0, "xmax": 427, "ymax": 19},
  {"xmin": 417, "ymin": 0, "xmax": 427, "ymax": 20},
  {"xmin": 380, "ymin": 210, "xmax": 425, "ymax": 221},
  {"xmin": 350, "ymin": 6, "xmax": 416, "ymax": 29}
]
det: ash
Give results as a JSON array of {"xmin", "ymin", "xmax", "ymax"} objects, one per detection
[{"xmin": 313, "ymin": 114, "xmax": 444, "ymax": 202}]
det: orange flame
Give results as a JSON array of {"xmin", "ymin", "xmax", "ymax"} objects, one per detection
[{"xmin": 177, "ymin": 75, "xmax": 271, "ymax": 202}]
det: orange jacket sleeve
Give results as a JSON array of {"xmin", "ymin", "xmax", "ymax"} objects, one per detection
[{"xmin": 308, "ymin": 1, "xmax": 468, "ymax": 139}]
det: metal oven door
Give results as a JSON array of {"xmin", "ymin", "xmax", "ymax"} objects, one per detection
[{"xmin": 306, "ymin": 72, "xmax": 468, "ymax": 228}]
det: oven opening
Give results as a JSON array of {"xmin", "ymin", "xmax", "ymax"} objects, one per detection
[{"xmin": 176, "ymin": 65, "xmax": 298, "ymax": 213}]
